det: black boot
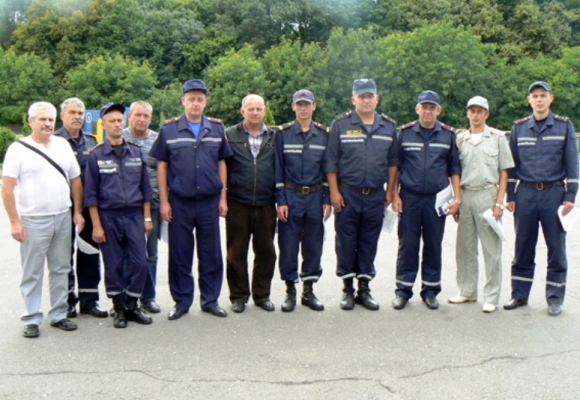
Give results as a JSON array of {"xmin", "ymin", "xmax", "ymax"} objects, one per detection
[
  {"xmin": 340, "ymin": 278, "xmax": 355, "ymax": 310},
  {"xmin": 281, "ymin": 281, "xmax": 297, "ymax": 312},
  {"xmin": 125, "ymin": 296, "xmax": 153, "ymax": 325},
  {"xmin": 355, "ymin": 278, "xmax": 379, "ymax": 310},
  {"xmin": 301, "ymin": 281, "xmax": 324, "ymax": 311},
  {"xmin": 112, "ymin": 295, "xmax": 127, "ymax": 329}
]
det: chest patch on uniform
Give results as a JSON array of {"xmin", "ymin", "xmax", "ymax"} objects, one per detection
[
  {"xmin": 283, "ymin": 144, "xmax": 303, "ymax": 154},
  {"xmin": 97, "ymin": 160, "xmax": 118, "ymax": 173},
  {"xmin": 346, "ymin": 130, "xmax": 362, "ymax": 136}
]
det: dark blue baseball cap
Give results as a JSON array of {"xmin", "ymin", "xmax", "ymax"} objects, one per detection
[
  {"xmin": 417, "ymin": 90, "xmax": 440, "ymax": 106},
  {"xmin": 183, "ymin": 79, "xmax": 208, "ymax": 95},
  {"xmin": 99, "ymin": 102, "xmax": 126, "ymax": 119},
  {"xmin": 352, "ymin": 79, "xmax": 376, "ymax": 95},
  {"xmin": 528, "ymin": 81, "xmax": 552, "ymax": 93},
  {"xmin": 292, "ymin": 89, "xmax": 315, "ymax": 103}
]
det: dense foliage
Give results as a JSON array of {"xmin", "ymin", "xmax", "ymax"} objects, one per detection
[{"xmin": 2, "ymin": 0, "xmax": 580, "ymax": 130}]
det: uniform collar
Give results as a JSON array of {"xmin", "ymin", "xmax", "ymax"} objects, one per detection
[
  {"xmin": 469, "ymin": 125, "xmax": 491, "ymax": 137},
  {"xmin": 58, "ymin": 127, "xmax": 85, "ymax": 142},
  {"xmin": 102, "ymin": 138, "xmax": 128, "ymax": 154},
  {"xmin": 413, "ymin": 120, "xmax": 441, "ymax": 133},
  {"xmin": 178, "ymin": 114, "xmax": 207, "ymax": 137},
  {"xmin": 351, "ymin": 111, "xmax": 383, "ymax": 130},
  {"xmin": 292, "ymin": 120, "xmax": 317, "ymax": 135},
  {"xmin": 526, "ymin": 111, "xmax": 554, "ymax": 129}
]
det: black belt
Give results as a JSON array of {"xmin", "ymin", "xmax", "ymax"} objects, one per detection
[
  {"xmin": 340, "ymin": 183, "xmax": 379, "ymax": 195},
  {"xmin": 523, "ymin": 181, "xmax": 564, "ymax": 190},
  {"xmin": 284, "ymin": 182, "xmax": 324, "ymax": 194}
]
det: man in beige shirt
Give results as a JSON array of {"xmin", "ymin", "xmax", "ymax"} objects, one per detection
[{"xmin": 450, "ymin": 96, "xmax": 514, "ymax": 313}]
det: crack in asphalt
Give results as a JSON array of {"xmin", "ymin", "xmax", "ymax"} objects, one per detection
[
  {"xmin": 0, "ymin": 371, "xmax": 396, "ymax": 392},
  {"xmin": 400, "ymin": 349, "xmax": 580, "ymax": 379}
]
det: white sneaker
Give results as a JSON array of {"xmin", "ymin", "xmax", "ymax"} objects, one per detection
[
  {"xmin": 482, "ymin": 303, "xmax": 496, "ymax": 313},
  {"xmin": 447, "ymin": 296, "xmax": 477, "ymax": 304}
]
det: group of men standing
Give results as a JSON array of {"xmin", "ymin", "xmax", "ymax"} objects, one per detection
[{"xmin": 3, "ymin": 77, "xmax": 577, "ymax": 338}]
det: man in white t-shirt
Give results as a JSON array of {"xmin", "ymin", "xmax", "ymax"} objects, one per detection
[{"xmin": 2, "ymin": 102, "xmax": 85, "ymax": 338}]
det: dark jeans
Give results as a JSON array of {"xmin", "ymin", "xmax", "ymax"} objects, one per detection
[
  {"xmin": 141, "ymin": 208, "xmax": 160, "ymax": 303},
  {"xmin": 226, "ymin": 200, "xmax": 276, "ymax": 304}
]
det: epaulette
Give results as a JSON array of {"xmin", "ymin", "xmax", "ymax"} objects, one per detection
[
  {"xmin": 381, "ymin": 113, "xmax": 396, "ymax": 125},
  {"xmin": 335, "ymin": 110, "xmax": 352, "ymax": 121},
  {"xmin": 93, "ymin": 142, "xmax": 104, "ymax": 149},
  {"xmin": 126, "ymin": 141, "xmax": 141, "ymax": 147},
  {"xmin": 277, "ymin": 121, "xmax": 295, "ymax": 131},
  {"xmin": 514, "ymin": 116, "xmax": 531, "ymax": 125},
  {"xmin": 314, "ymin": 121, "xmax": 329, "ymax": 133},
  {"xmin": 488, "ymin": 127, "xmax": 506, "ymax": 136},
  {"xmin": 162, "ymin": 116, "xmax": 180, "ymax": 125},
  {"xmin": 554, "ymin": 114, "xmax": 570, "ymax": 122},
  {"xmin": 398, "ymin": 120, "xmax": 416, "ymax": 130},
  {"xmin": 455, "ymin": 129, "xmax": 468, "ymax": 148},
  {"xmin": 440, "ymin": 122, "xmax": 456, "ymax": 133},
  {"xmin": 206, "ymin": 116, "xmax": 223, "ymax": 124}
]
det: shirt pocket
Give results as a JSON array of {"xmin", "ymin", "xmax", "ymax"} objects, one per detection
[{"xmin": 482, "ymin": 146, "xmax": 499, "ymax": 167}]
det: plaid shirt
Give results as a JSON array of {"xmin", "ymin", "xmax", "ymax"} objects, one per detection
[
  {"xmin": 122, "ymin": 128, "xmax": 160, "ymax": 207},
  {"xmin": 244, "ymin": 123, "xmax": 268, "ymax": 158}
]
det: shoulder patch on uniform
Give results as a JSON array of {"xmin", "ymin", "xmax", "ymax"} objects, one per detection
[
  {"xmin": 440, "ymin": 122, "xmax": 456, "ymax": 133},
  {"xmin": 278, "ymin": 121, "xmax": 295, "ymax": 131},
  {"xmin": 398, "ymin": 120, "xmax": 416, "ymax": 130},
  {"xmin": 314, "ymin": 121, "xmax": 329, "ymax": 132},
  {"xmin": 488, "ymin": 127, "xmax": 506, "ymax": 136},
  {"xmin": 335, "ymin": 110, "xmax": 353, "ymax": 121},
  {"xmin": 162, "ymin": 116, "xmax": 180, "ymax": 125},
  {"xmin": 206, "ymin": 116, "xmax": 224, "ymax": 124},
  {"xmin": 554, "ymin": 114, "xmax": 570, "ymax": 122},
  {"xmin": 514, "ymin": 116, "xmax": 531, "ymax": 125},
  {"xmin": 381, "ymin": 113, "xmax": 396, "ymax": 125},
  {"xmin": 93, "ymin": 143, "xmax": 104, "ymax": 149}
]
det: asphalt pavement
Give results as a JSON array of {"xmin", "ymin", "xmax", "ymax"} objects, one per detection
[{"xmin": 0, "ymin": 191, "xmax": 579, "ymax": 400}]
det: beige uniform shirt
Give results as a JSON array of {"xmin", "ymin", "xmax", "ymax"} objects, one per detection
[{"xmin": 456, "ymin": 125, "xmax": 515, "ymax": 189}]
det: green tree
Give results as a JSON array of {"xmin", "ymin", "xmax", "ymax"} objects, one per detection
[
  {"xmin": 0, "ymin": 49, "xmax": 59, "ymax": 126},
  {"xmin": 60, "ymin": 53, "xmax": 158, "ymax": 110},
  {"xmin": 0, "ymin": 127, "xmax": 18, "ymax": 161},
  {"xmin": 0, "ymin": 0, "xmax": 31, "ymax": 48},
  {"xmin": 204, "ymin": 45, "xmax": 268, "ymax": 126},
  {"xmin": 374, "ymin": 23, "xmax": 496, "ymax": 127},
  {"xmin": 261, "ymin": 38, "xmax": 330, "ymax": 124},
  {"xmin": 149, "ymin": 81, "xmax": 184, "ymax": 130}
]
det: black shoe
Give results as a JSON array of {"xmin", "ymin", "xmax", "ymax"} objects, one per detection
[
  {"xmin": 424, "ymin": 296, "xmax": 439, "ymax": 310},
  {"xmin": 282, "ymin": 281, "xmax": 297, "ymax": 312},
  {"xmin": 203, "ymin": 305, "xmax": 228, "ymax": 318},
  {"xmin": 66, "ymin": 305, "xmax": 77, "ymax": 319},
  {"xmin": 231, "ymin": 301, "xmax": 245, "ymax": 313},
  {"xmin": 80, "ymin": 305, "xmax": 108, "ymax": 318},
  {"xmin": 301, "ymin": 281, "xmax": 324, "ymax": 311},
  {"xmin": 355, "ymin": 278, "xmax": 379, "ymax": 310},
  {"xmin": 168, "ymin": 307, "xmax": 188, "ymax": 320},
  {"xmin": 256, "ymin": 300, "xmax": 275, "ymax": 311},
  {"xmin": 114, "ymin": 309, "xmax": 127, "ymax": 328},
  {"xmin": 23, "ymin": 324, "xmax": 39, "ymax": 338},
  {"xmin": 392, "ymin": 296, "xmax": 408, "ymax": 310},
  {"xmin": 125, "ymin": 307, "xmax": 153, "ymax": 324},
  {"xmin": 340, "ymin": 278, "xmax": 355, "ymax": 310},
  {"xmin": 503, "ymin": 298, "xmax": 528, "ymax": 310},
  {"xmin": 548, "ymin": 303, "xmax": 562, "ymax": 317},
  {"xmin": 141, "ymin": 301, "xmax": 161, "ymax": 314}
]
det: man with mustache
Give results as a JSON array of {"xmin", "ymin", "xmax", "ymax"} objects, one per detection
[
  {"xmin": 54, "ymin": 97, "xmax": 107, "ymax": 319},
  {"xmin": 3, "ymin": 101, "xmax": 84, "ymax": 337}
]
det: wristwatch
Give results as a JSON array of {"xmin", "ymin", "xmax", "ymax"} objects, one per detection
[
  {"xmin": 454, "ymin": 198, "xmax": 461, "ymax": 205},
  {"xmin": 144, "ymin": 217, "xmax": 153, "ymax": 222},
  {"xmin": 495, "ymin": 203, "xmax": 505, "ymax": 210}
]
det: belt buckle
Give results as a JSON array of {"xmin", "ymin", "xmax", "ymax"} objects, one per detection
[
  {"xmin": 535, "ymin": 182, "xmax": 544, "ymax": 190},
  {"xmin": 301, "ymin": 186, "xmax": 310, "ymax": 195},
  {"xmin": 362, "ymin": 188, "xmax": 370, "ymax": 195}
]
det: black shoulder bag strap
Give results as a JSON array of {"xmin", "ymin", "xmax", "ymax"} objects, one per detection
[{"xmin": 16, "ymin": 140, "xmax": 69, "ymax": 184}]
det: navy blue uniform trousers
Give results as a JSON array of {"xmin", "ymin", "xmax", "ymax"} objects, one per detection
[
  {"xmin": 335, "ymin": 187, "xmax": 384, "ymax": 280},
  {"xmin": 512, "ymin": 184, "xmax": 567, "ymax": 305},
  {"xmin": 168, "ymin": 193, "xmax": 223, "ymax": 311},
  {"xmin": 278, "ymin": 190, "xmax": 324, "ymax": 282},
  {"xmin": 99, "ymin": 211, "xmax": 147, "ymax": 298},
  {"xmin": 396, "ymin": 189, "xmax": 446, "ymax": 300},
  {"xmin": 68, "ymin": 207, "xmax": 101, "ymax": 309}
]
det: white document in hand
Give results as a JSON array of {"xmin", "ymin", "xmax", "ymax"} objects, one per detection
[
  {"xmin": 435, "ymin": 185, "xmax": 454, "ymax": 216},
  {"xmin": 482, "ymin": 208, "xmax": 506, "ymax": 242},
  {"xmin": 557, "ymin": 205, "xmax": 580, "ymax": 232},
  {"xmin": 383, "ymin": 206, "xmax": 399, "ymax": 233}
]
